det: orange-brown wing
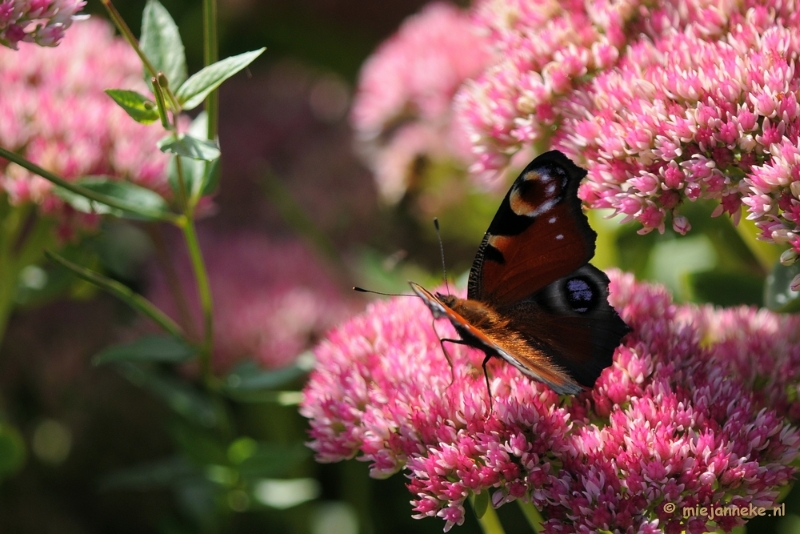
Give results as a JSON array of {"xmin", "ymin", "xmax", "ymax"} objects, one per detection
[
  {"xmin": 467, "ymin": 150, "xmax": 595, "ymax": 305},
  {"xmin": 498, "ymin": 265, "xmax": 630, "ymax": 388},
  {"xmin": 410, "ymin": 282, "xmax": 586, "ymax": 395}
]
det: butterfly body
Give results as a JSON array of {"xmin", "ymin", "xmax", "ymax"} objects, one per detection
[{"xmin": 411, "ymin": 150, "xmax": 630, "ymax": 395}]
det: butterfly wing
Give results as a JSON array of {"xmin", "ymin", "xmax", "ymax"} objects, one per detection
[
  {"xmin": 497, "ymin": 264, "xmax": 631, "ymax": 388},
  {"xmin": 410, "ymin": 281, "xmax": 585, "ymax": 394},
  {"xmin": 468, "ymin": 150, "xmax": 595, "ymax": 305}
]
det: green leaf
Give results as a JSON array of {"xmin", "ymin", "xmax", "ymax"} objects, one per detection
[
  {"xmin": 167, "ymin": 113, "xmax": 221, "ymax": 200},
  {"xmin": 54, "ymin": 177, "xmax": 170, "ymax": 221},
  {"xmin": 158, "ymin": 134, "xmax": 221, "ymax": 161},
  {"xmin": 685, "ymin": 270, "xmax": 763, "ymax": 307},
  {"xmin": 105, "ymin": 89, "xmax": 159, "ymax": 124},
  {"xmin": 140, "ymin": 0, "xmax": 187, "ymax": 87},
  {"xmin": 170, "ymin": 421, "xmax": 229, "ymax": 467},
  {"xmin": 765, "ymin": 261, "xmax": 800, "ymax": 312},
  {"xmin": 0, "ymin": 423, "xmax": 26, "ymax": 479},
  {"xmin": 222, "ymin": 361, "xmax": 307, "ymax": 400},
  {"xmin": 45, "ymin": 250, "xmax": 185, "ymax": 340},
  {"xmin": 472, "ymin": 491, "xmax": 489, "ymax": 519},
  {"xmin": 118, "ymin": 363, "xmax": 218, "ymax": 427},
  {"xmin": 100, "ymin": 456, "xmax": 200, "ymax": 490},
  {"xmin": 236, "ymin": 443, "xmax": 310, "ymax": 479},
  {"xmin": 94, "ymin": 335, "xmax": 196, "ymax": 366},
  {"xmin": 176, "ymin": 48, "xmax": 266, "ymax": 110}
]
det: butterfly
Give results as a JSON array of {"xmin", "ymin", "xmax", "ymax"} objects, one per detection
[{"xmin": 410, "ymin": 150, "xmax": 630, "ymax": 398}]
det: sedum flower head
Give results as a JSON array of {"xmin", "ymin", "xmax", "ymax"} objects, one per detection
[
  {"xmin": 148, "ymin": 231, "xmax": 357, "ymax": 372},
  {"xmin": 350, "ymin": 2, "xmax": 492, "ymax": 201},
  {"xmin": 301, "ymin": 271, "xmax": 800, "ymax": 532},
  {"xmin": 0, "ymin": 0, "xmax": 86, "ymax": 49},
  {"xmin": 0, "ymin": 18, "xmax": 171, "ymax": 238}
]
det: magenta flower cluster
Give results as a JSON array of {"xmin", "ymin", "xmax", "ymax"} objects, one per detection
[
  {"xmin": 456, "ymin": 0, "xmax": 800, "ymax": 243},
  {"xmin": 148, "ymin": 231, "xmax": 357, "ymax": 372},
  {"xmin": 0, "ymin": 19, "xmax": 172, "ymax": 238},
  {"xmin": 0, "ymin": 0, "xmax": 85, "ymax": 49},
  {"xmin": 352, "ymin": 0, "xmax": 800, "ymax": 251},
  {"xmin": 349, "ymin": 2, "xmax": 491, "ymax": 201},
  {"xmin": 301, "ymin": 271, "xmax": 800, "ymax": 532}
]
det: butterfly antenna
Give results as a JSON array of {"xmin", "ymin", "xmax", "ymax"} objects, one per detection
[
  {"xmin": 353, "ymin": 287, "xmax": 414, "ymax": 297},
  {"xmin": 433, "ymin": 218, "xmax": 450, "ymax": 295}
]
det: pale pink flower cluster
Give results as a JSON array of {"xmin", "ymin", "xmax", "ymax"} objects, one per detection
[
  {"xmin": 0, "ymin": 19, "xmax": 171, "ymax": 238},
  {"xmin": 350, "ymin": 2, "xmax": 492, "ymax": 201},
  {"xmin": 0, "ymin": 0, "xmax": 85, "ymax": 49},
  {"xmin": 452, "ymin": 0, "xmax": 800, "ymax": 246},
  {"xmin": 148, "ymin": 231, "xmax": 357, "ymax": 372},
  {"xmin": 301, "ymin": 271, "xmax": 800, "ymax": 532}
]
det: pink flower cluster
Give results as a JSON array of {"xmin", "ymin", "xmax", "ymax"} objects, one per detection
[
  {"xmin": 0, "ymin": 0, "xmax": 85, "ymax": 49},
  {"xmin": 350, "ymin": 2, "xmax": 492, "ymax": 201},
  {"xmin": 451, "ymin": 0, "xmax": 800, "ymax": 246},
  {"xmin": 355, "ymin": 0, "xmax": 800, "ymax": 250},
  {"xmin": 0, "ymin": 19, "xmax": 171, "ymax": 238},
  {"xmin": 301, "ymin": 271, "xmax": 800, "ymax": 532},
  {"xmin": 148, "ymin": 231, "xmax": 357, "ymax": 372}
]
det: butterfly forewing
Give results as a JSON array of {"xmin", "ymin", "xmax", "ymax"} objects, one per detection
[{"xmin": 468, "ymin": 151, "xmax": 595, "ymax": 305}]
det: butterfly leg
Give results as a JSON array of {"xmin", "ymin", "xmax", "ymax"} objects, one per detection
[
  {"xmin": 439, "ymin": 337, "xmax": 468, "ymax": 386},
  {"xmin": 431, "ymin": 317, "xmax": 461, "ymax": 386},
  {"xmin": 481, "ymin": 354, "xmax": 494, "ymax": 415}
]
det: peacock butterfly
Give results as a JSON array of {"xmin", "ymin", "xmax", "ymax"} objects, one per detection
[{"xmin": 410, "ymin": 150, "xmax": 630, "ymax": 398}]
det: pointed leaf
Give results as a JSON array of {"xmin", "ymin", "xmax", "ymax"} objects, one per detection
[
  {"xmin": 100, "ymin": 456, "xmax": 200, "ymax": 491},
  {"xmin": 223, "ymin": 361, "xmax": 307, "ymax": 393},
  {"xmin": 472, "ymin": 491, "xmax": 489, "ymax": 519},
  {"xmin": 685, "ymin": 270, "xmax": 763, "ymax": 307},
  {"xmin": 54, "ymin": 177, "xmax": 170, "ymax": 221},
  {"xmin": 118, "ymin": 363, "xmax": 219, "ymax": 428},
  {"xmin": 94, "ymin": 335, "xmax": 196, "ymax": 366},
  {"xmin": 105, "ymin": 89, "xmax": 159, "ymax": 124},
  {"xmin": 140, "ymin": 0, "xmax": 187, "ymax": 87},
  {"xmin": 158, "ymin": 134, "xmax": 221, "ymax": 161},
  {"xmin": 176, "ymin": 48, "xmax": 266, "ymax": 110},
  {"xmin": 167, "ymin": 113, "xmax": 221, "ymax": 199},
  {"xmin": 236, "ymin": 443, "xmax": 310, "ymax": 479}
]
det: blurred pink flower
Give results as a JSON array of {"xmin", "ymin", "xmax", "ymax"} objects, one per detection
[
  {"xmin": 350, "ymin": 2, "xmax": 492, "ymax": 201},
  {"xmin": 148, "ymin": 231, "xmax": 357, "ymax": 372},
  {"xmin": 301, "ymin": 271, "xmax": 800, "ymax": 532},
  {"xmin": 0, "ymin": 18, "xmax": 171, "ymax": 238},
  {"xmin": 0, "ymin": 0, "xmax": 85, "ymax": 49}
]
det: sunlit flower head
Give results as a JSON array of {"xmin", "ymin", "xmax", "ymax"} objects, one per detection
[
  {"xmin": 0, "ymin": 18, "xmax": 171, "ymax": 239},
  {"xmin": 0, "ymin": 0, "xmax": 86, "ymax": 49},
  {"xmin": 302, "ymin": 271, "xmax": 800, "ymax": 532}
]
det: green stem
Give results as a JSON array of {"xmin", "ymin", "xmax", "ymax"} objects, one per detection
[
  {"xmin": 179, "ymin": 219, "xmax": 214, "ymax": 384},
  {"xmin": 469, "ymin": 494, "xmax": 507, "ymax": 534},
  {"xmin": 202, "ymin": 0, "xmax": 219, "ymax": 140},
  {"xmin": 45, "ymin": 250, "xmax": 185, "ymax": 340},
  {"xmin": 517, "ymin": 501, "xmax": 544, "ymax": 533},
  {"xmin": 0, "ymin": 146, "xmax": 179, "ymax": 223},
  {"xmin": 100, "ymin": 0, "xmax": 160, "ymax": 80}
]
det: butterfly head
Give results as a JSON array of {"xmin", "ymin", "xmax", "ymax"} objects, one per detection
[{"xmin": 409, "ymin": 281, "xmax": 458, "ymax": 319}]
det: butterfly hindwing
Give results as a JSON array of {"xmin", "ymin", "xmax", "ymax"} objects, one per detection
[
  {"xmin": 498, "ymin": 264, "xmax": 630, "ymax": 388},
  {"xmin": 468, "ymin": 151, "xmax": 595, "ymax": 304}
]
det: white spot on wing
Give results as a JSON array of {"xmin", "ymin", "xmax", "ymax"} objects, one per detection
[
  {"xmin": 556, "ymin": 234, "xmax": 564, "ymax": 240},
  {"xmin": 548, "ymin": 216, "xmax": 557, "ymax": 224}
]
